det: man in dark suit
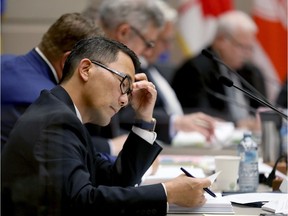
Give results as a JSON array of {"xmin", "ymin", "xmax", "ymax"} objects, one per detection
[
  {"xmin": 2, "ymin": 36, "xmax": 211, "ymax": 216},
  {"xmin": 276, "ymin": 77, "xmax": 287, "ymax": 109},
  {"xmin": 172, "ymin": 10, "xmax": 267, "ymax": 131}
]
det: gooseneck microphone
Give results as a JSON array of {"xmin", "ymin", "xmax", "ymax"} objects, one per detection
[
  {"xmin": 201, "ymin": 49, "xmax": 269, "ymax": 103},
  {"xmin": 219, "ymin": 76, "xmax": 288, "ymax": 120}
]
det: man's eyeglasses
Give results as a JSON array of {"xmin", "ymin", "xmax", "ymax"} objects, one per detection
[
  {"xmin": 130, "ymin": 26, "xmax": 155, "ymax": 49},
  {"xmin": 91, "ymin": 60, "xmax": 133, "ymax": 96},
  {"xmin": 226, "ymin": 34, "xmax": 254, "ymax": 52}
]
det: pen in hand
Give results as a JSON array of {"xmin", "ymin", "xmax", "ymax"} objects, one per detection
[{"xmin": 180, "ymin": 167, "xmax": 217, "ymax": 198}]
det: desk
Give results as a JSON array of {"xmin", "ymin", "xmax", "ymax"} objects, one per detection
[
  {"xmin": 151, "ymin": 153, "xmax": 279, "ymax": 216},
  {"xmin": 167, "ymin": 184, "xmax": 273, "ymax": 215},
  {"xmin": 168, "ymin": 205, "xmax": 268, "ymax": 215}
]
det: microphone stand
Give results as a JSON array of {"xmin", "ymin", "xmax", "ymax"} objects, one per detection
[{"xmin": 219, "ymin": 76, "xmax": 288, "ymax": 120}]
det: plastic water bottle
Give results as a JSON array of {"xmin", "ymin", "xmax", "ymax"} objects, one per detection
[
  {"xmin": 280, "ymin": 120, "xmax": 288, "ymax": 157},
  {"xmin": 280, "ymin": 110, "xmax": 288, "ymax": 157},
  {"xmin": 237, "ymin": 131, "xmax": 259, "ymax": 192}
]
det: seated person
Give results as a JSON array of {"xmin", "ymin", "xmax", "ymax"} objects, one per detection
[
  {"xmin": 2, "ymin": 36, "xmax": 211, "ymax": 216},
  {"xmin": 172, "ymin": 10, "xmax": 267, "ymax": 132}
]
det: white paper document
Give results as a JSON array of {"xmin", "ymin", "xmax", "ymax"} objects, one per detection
[
  {"xmin": 223, "ymin": 192, "xmax": 288, "ymax": 214},
  {"xmin": 223, "ymin": 192, "xmax": 286, "ymax": 204},
  {"xmin": 168, "ymin": 193, "xmax": 234, "ymax": 214},
  {"xmin": 141, "ymin": 165, "xmax": 206, "ymax": 185},
  {"xmin": 261, "ymin": 194, "xmax": 288, "ymax": 214},
  {"xmin": 141, "ymin": 165, "xmax": 221, "ymax": 186}
]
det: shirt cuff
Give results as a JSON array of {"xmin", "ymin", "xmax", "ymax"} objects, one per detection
[
  {"xmin": 169, "ymin": 114, "xmax": 178, "ymax": 138},
  {"xmin": 132, "ymin": 126, "xmax": 157, "ymax": 144},
  {"xmin": 161, "ymin": 183, "xmax": 169, "ymax": 213},
  {"xmin": 107, "ymin": 139, "xmax": 114, "ymax": 155}
]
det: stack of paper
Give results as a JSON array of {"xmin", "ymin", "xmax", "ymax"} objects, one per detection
[
  {"xmin": 261, "ymin": 194, "xmax": 288, "ymax": 214},
  {"xmin": 169, "ymin": 194, "xmax": 234, "ymax": 214},
  {"xmin": 223, "ymin": 192, "xmax": 288, "ymax": 215}
]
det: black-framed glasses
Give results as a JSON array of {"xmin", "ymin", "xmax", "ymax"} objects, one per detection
[
  {"xmin": 130, "ymin": 26, "xmax": 155, "ymax": 49},
  {"xmin": 91, "ymin": 60, "xmax": 133, "ymax": 95}
]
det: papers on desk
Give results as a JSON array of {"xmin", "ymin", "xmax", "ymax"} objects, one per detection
[
  {"xmin": 169, "ymin": 193, "xmax": 234, "ymax": 214},
  {"xmin": 141, "ymin": 165, "xmax": 206, "ymax": 185},
  {"xmin": 142, "ymin": 165, "xmax": 234, "ymax": 214},
  {"xmin": 262, "ymin": 194, "xmax": 288, "ymax": 214},
  {"xmin": 223, "ymin": 192, "xmax": 288, "ymax": 214}
]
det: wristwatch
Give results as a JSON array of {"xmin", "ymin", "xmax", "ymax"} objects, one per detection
[{"xmin": 134, "ymin": 118, "xmax": 156, "ymax": 131}]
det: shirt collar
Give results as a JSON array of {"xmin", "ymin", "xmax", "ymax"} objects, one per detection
[
  {"xmin": 35, "ymin": 47, "xmax": 59, "ymax": 83},
  {"xmin": 74, "ymin": 104, "xmax": 83, "ymax": 123}
]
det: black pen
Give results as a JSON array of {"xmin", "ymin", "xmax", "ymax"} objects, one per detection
[{"xmin": 180, "ymin": 167, "xmax": 217, "ymax": 198}]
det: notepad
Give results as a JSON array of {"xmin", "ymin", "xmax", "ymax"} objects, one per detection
[
  {"xmin": 261, "ymin": 194, "xmax": 288, "ymax": 214},
  {"xmin": 168, "ymin": 193, "xmax": 234, "ymax": 214}
]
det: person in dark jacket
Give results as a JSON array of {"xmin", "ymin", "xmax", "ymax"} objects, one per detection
[
  {"xmin": 172, "ymin": 10, "xmax": 267, "ymax": 131},
  {"xmin": 2, "ymin": 36, "xmax": 211, "ymax": 216}
]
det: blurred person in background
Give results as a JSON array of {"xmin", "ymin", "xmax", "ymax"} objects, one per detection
[
  {"xmin": 118, "ymin": 0, "xmax": 216, "ymax": 144},
  {"xmin": 1, "ymin": 13, "xmax": 105, "ymax": 150},
  {"xmin": 172, "ymin": 10, "xmax": 267, "ymax": 132},
  {"xmin": 84, "ymin": 0, "xmax": 214, "ymax": 143}
]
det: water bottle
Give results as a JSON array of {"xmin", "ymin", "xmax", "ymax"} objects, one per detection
[
  {"xmin": 237, "ymin": 131, "xmax": 259, "ymax": 192},
  {"xmin": 280, "ymin": 119, "xmax": 288, "ymax": 158},
  {"xmin": 280, "ymin": 109, "xmax": 288, "ymax": 158}
]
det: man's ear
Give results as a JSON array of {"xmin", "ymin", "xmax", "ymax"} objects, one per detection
[
  {"xmin": 115, "ymin": 23, "xmax": 131, "ymax": 43},
  {"xmin": 78, "ymin": 59, "xmax": 92, "ymax": 82}
]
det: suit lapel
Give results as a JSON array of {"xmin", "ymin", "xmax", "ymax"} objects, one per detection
[{"xmin": 50, "ymin": 86, "xmax": 97, "ymax": 184}]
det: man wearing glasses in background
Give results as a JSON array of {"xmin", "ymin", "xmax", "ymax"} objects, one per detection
[{"xmin": 172, "ymin": 10, "xmax": 267, "ymax": 132}]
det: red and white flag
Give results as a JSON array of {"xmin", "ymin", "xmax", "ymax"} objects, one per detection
[
  {"xmin": 251, "ymin": 0, "xmax": 287, "ymax": 101},
  {"xmin": 175, "ymin": 0, "xmax": 233, "ymax": 58}
]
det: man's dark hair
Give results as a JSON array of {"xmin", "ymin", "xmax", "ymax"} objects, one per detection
[{"xmin": 60, "ymin": 36, "xmax": 140, "ymax": 83}]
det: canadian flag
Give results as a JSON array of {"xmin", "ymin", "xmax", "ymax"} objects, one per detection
[
  {"xmin": 251, "ymin": 0, "xmax": 287, "ymax": 101},
  {"xmin": 175, "ymin": 0, "xmax": 233, "ymax": 58}
]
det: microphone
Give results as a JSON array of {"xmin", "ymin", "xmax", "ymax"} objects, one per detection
[
  {"xmin": 201, "ymin": 49, "xmax": 269, "ymax": 103},
  {"xmin": 219, "ymin": 76, "xmax": 288, "ymax": 120}
]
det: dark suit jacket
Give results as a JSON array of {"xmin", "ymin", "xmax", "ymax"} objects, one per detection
[
  {"xmin": 171, "ymin": 47, "xmax": 267, "ymax": 122},
  {"xmin": 276, "ymin": 78, "xmax": 287, "ymax": 108},
  {"xmin": 1, "ymin": 49, "xmax": 113, "ymax": 153},
  {"xmin": 119, "ymin": 65, "xmax": 172, "ymax": 144},
  {"xmin": 1, "ymin": 86, "xmax": 166, "ymax": 216}
]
